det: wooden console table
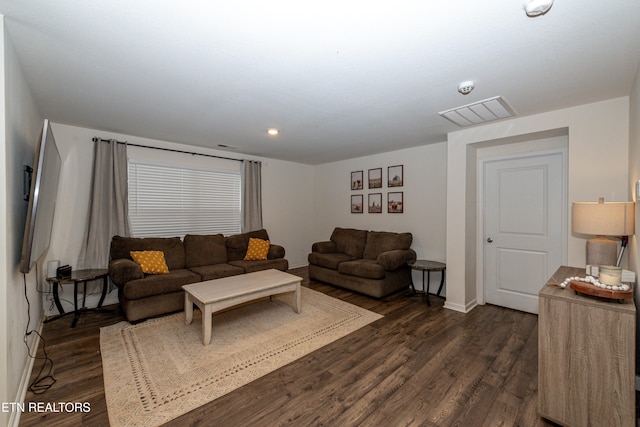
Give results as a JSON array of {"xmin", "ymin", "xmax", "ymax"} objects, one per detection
[{"xmin": 538, "ymin": 266, "xmax": 635, "ymax": 427}]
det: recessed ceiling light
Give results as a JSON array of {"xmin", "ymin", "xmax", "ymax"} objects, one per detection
[
  {"xmin": 266, "ymin": 128, "xmax": 280, "ymax": 136},
  {"xmin": 524, "ymin": 0, "xmax": 554, "ymax": 17}
]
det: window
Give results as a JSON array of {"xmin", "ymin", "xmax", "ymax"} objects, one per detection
[{"xmin": 128, "ymin": 160, "xmax": 241, "ymax": 237}]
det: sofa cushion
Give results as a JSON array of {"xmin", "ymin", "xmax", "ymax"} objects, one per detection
[
  {"xmin": 110, "ymin": 236, "xmax": 186, "ymax": 270},
  {"xmin": 244, "ymin": 238, "xmax": 270, "ymax": 260},
  {"xmin": 377, "ymin": 249, "xmax": 417, "ymax": 271},
  {"xmin": 189, "ymin": 263, "xmax": 245, "ymax": 281},
  {"xmin": 338, "ymin": 259, "xmax": 386, "ymax": 280},
  {"xmin": 362, "ymin": 231, "xmax": 413, "ymax": 260},
  {"xmin": 267, "ymin": 244, "xmax": 286, "ymax": 259},
  {"xmin": 229, "ymin": 258, "xmax": 289, "ymax": 273},
  {"xmin": 330, "ymin": 227, "xmax": 368, "ymax": 258},
  {"xmin": 226, "ymin": 229, "xmax": 270, "ymax": 261},
  {"xmin": 184, "ymin": 234, "xmax": 228, "ymax": 268},
  {"xmin": 122, "ymin": 269, "xmax": 200, "ymax": 300},
  {"xmin": 129, "ymin": 250, "xmax": 170, "ymax": 274},
  {"xmin": 308, "ymin": 252, "xmax": 356, "ymax": 270},
  {"xmin": 311, "ymin": 241, "xmax": 337, "ymax": 254},
  {"xmin": 109, "ymin": 258, "xmax": 144, "ymax": 286}
]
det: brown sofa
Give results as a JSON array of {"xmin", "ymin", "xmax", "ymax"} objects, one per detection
[
  {"xmin": 109, "ymin": 229, "xmax": 288, "ymax": 322},
  {"xmin": 308, "ymin": 227, "xmax": 416, "ymax": 298}
]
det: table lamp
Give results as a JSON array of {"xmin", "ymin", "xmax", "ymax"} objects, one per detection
[{"xmin": 571, "ymin": 198, "xmax": 635, "ymax": 267}]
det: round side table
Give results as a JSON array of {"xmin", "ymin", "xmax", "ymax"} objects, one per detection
[
  {"xmin": 408, "ymin": 260, "xmax": 446, "ymax": 306},
  {"xmin": 45, "ymin": 268, "xmax": 110, "ymax": 327}
]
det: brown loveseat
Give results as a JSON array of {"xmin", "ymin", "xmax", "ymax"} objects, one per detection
[
  {"xmin": 308, "ymin": 227, "xmax": 416, "ymax": 298},
  {"xmin": 109, "ymin": 229, "xmax": 288, "ymax": 322}
]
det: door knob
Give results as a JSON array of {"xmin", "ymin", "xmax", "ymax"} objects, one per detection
[{"xmin": 487, "ymin": 237, "xmax": 493, "ymax": 243}]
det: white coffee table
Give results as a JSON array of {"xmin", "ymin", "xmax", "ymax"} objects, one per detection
[{"xmin": 183, "ymin": 269, "xmax": 302, "ymax": 345}]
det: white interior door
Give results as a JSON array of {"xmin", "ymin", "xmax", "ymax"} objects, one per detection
[{"xmin": 483, "ymin": 151, "xmax": 565, "ymax": 314}]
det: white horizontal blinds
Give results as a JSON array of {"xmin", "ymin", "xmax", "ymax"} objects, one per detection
[{"xmin": 128, "ymin": 161, "xmax": 241, "ymax": 238}]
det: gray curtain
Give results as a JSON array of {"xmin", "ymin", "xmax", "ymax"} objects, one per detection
[
  {"xmin": 241, "ymin": 160, "xmax": 263, "ymax": 232},
  {"xmin": 78, "ymin": 139, "xmax": 130, "ymax": 273}
]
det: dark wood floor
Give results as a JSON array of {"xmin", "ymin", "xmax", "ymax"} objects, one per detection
[{"xmin": 21, "ymin": 267, "xmax": 557, "ymax": 426}]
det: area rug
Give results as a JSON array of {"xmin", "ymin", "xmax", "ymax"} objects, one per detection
[{"xmin": 100, "ymin": 287, "xmax": 382, "ymax": 427}]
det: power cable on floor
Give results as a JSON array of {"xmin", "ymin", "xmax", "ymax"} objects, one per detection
[{"xmin": 23, "ymin": 266, "xmax": 56, "ymax": 394}]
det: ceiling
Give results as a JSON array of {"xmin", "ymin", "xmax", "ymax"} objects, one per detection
[{"xmin": 1, "ymin": 1, "xmax": 640, "ymax": 165}]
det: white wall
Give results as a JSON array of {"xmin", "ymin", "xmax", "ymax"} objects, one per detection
[
  {"xmin": 313, "ymin": 143, "xmax": 448, "ymax": 291},
  {"xmin": 40, "ymin": 124, "xmax": 316, "ymax": 314},
  {"xmin": 446, "ymin": 97, "xmax": 631, "ymax": 313},
  {"xmin": 1, "ymin": 20, "xmax": 46, "ymax": 426},
  {"xmin": 261, "ymin": 157, "xmax": 314, "ymax": 268},
  {"xmin": 0, "ymin": 19, "xmax": 7, "ymax": 427},
  {"xmin": 628, "ymin": 61, "xmax": 640, "ymax": 374},
  {"xmin": 42, "ymin": 126, "xmax": 449, "ymax": 314}
]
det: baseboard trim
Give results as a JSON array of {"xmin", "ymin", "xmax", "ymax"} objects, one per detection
[
  {"xmin": 288, "ymin": 262, "xmax": 309, "ymax": 270},
  {"xmin": 444, "ymin": 298, "xmax": 478, "ymax": 313},
  {"xmin": 9, "ymin": 316, "xmax": 44, "ymax": 427}
]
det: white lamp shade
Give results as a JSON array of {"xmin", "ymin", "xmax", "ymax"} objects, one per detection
[{"xmin": 571, "ymin": 201, "xmax": 635, "ymax": 236}]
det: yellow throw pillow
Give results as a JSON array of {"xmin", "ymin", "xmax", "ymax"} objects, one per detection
[
  {"xmin": 244, "ymin": 238, "xmax": 270, "ymax": 261},
  {"xmin": 130, "ymin": 250, "xmax": 170, "ymax": 274}
]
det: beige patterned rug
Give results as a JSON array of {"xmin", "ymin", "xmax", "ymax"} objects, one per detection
[{"xmin": 100, "ymin": 287, "xmax": 382, "ymax": 427}]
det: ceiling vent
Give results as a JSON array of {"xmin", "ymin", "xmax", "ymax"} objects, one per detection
[
  {"xmin": 217, "ymin": 143, "xmax": 239, "ymax": 150},
  {"xmin": 438, "ymin": 96, "xmax": 516, "ymax": 127}
]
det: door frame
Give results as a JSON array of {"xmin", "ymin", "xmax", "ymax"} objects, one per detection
[{"xmin": 476, "ymin": 146, "xmax": 568, "ymax": 306}]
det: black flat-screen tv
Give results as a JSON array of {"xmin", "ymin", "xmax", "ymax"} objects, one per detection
[{"xmin": 20, "ymin": 119, "xmax": 62, "ymax": 274}]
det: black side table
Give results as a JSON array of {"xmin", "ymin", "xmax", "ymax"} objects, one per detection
[
  {"xmin": 45, "ymin": 268, "xmax": 110, "ymax": 327},
  {"xmin": 408, "ymin": 260, "xmax": 446, "ymax": 306}
]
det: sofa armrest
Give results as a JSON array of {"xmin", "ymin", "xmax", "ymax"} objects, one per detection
[
  {"xmin": 311, "ymin": 241, "xmax": 337, "ymax": 254},
  {"xmin": 376, "ymin": 249, "xmax": 417, "ymax": 271},
  {"xmin": 267, "ymin": 244, "xmax": 286, "ymax": 259},
  {"xmin": 109, "ymin": 258, "xmax": 144, "ymax": 287}
]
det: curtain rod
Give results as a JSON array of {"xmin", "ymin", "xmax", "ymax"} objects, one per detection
[{"xmin": 91, "ymin": 137, "xmax": 258, "ymax": 163}]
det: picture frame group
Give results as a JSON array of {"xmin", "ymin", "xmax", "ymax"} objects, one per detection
[{"xmin": 350, "ymin": 165, "xmax": 404, "ymax": 213}]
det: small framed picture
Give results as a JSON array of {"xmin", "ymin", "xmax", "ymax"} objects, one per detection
[
  {"xmin": 388, "ymin": 165, "xmax": 403, "ymax": 187},
  {"xmin": 388, "ymin": 192, "xmax": 403, "ymax": 213},
  {"xmin": 351, "ymin": 195, "xmax": 363, "ymax": 213},
  {"xmin": 351, "ymin": 171, "xmax": 363, "ymax": 190},
  {"xmin": 368, "ymin": 168, "xmax": 382, "ymax": 189},
  {"xmin": 368, "ymin": 193, "xmax": 382, "ymax": 213}
]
